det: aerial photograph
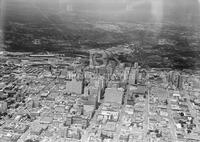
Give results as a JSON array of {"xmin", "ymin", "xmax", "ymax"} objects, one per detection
[{"xmin": 0, "ymin": 0, "xmax": 200, "ymax": 142}]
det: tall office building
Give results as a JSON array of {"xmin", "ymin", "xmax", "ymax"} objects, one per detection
[
  {"xmin": 123, "ymin": 67, "xmax": 130, "ymax": 82},
  {"xmin": 177, "ymin": 75, "xmax": 183, "ymax": 90},
  {"xmin": 104, "ymin": 88, "xmax": 124, "ymax": 104},
  {"xmin": 172, "ymin": 72, "xmax": 180, "ymax": 89},
  {"xmin": 134, "ymin": 62, "xmax": 139, "ymax": 68},
  {"xmin": 129, "ymin": 63, "xmax": 139, "ymax": 85},
  {"xmin": 66, "ymin": 79, "xmax": 83, "ymax": 95},
  {"xmin": 135, "ymin": 68, "xmax": 139, "ymax": 84},
  {"xmin": 129, "ymin": 69, "xmax": 137, "ymax": 85}
]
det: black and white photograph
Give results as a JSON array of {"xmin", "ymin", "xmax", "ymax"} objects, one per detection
[{"xmin": 0, "ymin": 0, "xmax": 200, "ymax": 142}]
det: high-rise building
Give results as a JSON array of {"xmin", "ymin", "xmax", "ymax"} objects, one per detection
[
  {"xmin": 66, "ymin": 79, "xmax": 83, "ymax": 94},
  {"xmin": 123, "ymin": 67, "xmax": 130, "ymax": 82},
  {"xmin": 104, "ymin": 88, "xmax": 124, "ymax": 104},
  {"xmin": 129, "ymin": 68, "xmax": 139, "ymax": 85},
  {"xmin": 177, "ymin": 75, "xmax": 183, "ymax": 90},
  {"xmin": 135, "ymin": 68, "xmax": 139, "ymax": 84},
  {"xmin": 134, "ymin": 62, "xmax": 139, "ymax": 68}
]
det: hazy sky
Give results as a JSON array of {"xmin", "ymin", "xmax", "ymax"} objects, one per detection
[
  {"xmin": 0, "ymin": 0, "xmax": 5, "ymax": 28},
  {"xmin": 0, "ymin": 0, "xmax": 6, "ymax": 49},
  {"xmin": 1, "ymin": 0, "xmax": 200, "ymax": 26}
]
